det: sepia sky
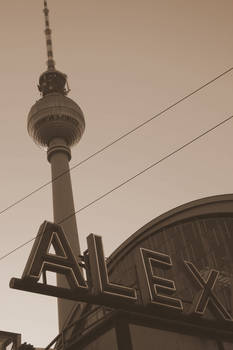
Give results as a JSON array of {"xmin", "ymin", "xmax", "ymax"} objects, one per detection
[{"xmin": 1, "ymin": 0, "xmax": 233, "ymax": 346}]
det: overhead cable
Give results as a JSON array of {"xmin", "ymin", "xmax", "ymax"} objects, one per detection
[
  {"xmin": 0, "ymin": 66, "xmax": 233, "ymax": 217},
  {"xmin": 0, "ymin": 112, "xmax": 232, "ymax": 262}
]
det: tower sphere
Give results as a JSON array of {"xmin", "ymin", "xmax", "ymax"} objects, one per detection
[{"xmin": 27, "ymin": 92, "xmax": 85, "ymax": 147}]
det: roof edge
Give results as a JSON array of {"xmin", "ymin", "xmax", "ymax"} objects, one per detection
[{"xmin": 108, "ymin": 193, "xmax": 233, "ymax": 267}]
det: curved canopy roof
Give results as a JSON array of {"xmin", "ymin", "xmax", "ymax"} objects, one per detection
[{"xmin": 108, "ymin": 193, "xmax": 233, "ymax": 270}]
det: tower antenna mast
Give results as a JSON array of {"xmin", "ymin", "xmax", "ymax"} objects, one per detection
[
  {"xmin": 43, "ymin": 0, "xmax": 56, "ymax": 70},
  {"xmin": 38, "ymin": 0, "xmax": 70, "ymax": 96}
]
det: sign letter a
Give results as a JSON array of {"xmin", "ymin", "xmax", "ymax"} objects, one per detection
[{"xmin": 22, "ymin": 221, "xmax": 87, "ymax": 290}]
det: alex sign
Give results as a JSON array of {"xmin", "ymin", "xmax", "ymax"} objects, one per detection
[{"xmin": 10, "ymin": 221, "xmax": 232, "ymax": 324}]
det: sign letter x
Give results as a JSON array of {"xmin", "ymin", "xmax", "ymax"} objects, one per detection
[{"xmin": 184, "ymin": 261, "xmax": 232, "ymax": 321}]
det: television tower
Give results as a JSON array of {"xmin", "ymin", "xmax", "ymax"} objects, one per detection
[{"xmin": 27, "ymin": 0, "xmax": 85, "ymax": 330}]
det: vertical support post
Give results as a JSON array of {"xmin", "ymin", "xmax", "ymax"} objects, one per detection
[{"xmin": 115, "ymin": 317, "xmax": 133, "ymax": 350}]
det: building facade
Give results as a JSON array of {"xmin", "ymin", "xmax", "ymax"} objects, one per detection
[{"xmin": 43, "ymin": 194, "xmax": 233, "ymax": 349}]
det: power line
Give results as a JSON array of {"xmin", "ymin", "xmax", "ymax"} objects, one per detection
[
  {"xmin": 1, "ymin": 112, "xmax": 232, "ymax": 262},
  {"xmin": 0, "ymin": 66, "xmax": 233, "ymax": 218},
  {"xmin": 59, "ymin": 113, "xmax": 233, "ymax": 223}
]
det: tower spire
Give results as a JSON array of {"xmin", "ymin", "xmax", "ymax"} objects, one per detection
[
  {"xmin": 38, "ymin": 0, "xmax": 69, "ymax": 96},
  {"xmin": 43, "ymin": 0, "xmax": 55, "ymax": 70}
]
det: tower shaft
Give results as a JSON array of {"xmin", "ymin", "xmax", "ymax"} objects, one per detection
[{"xmin": 48, "ymin": 138, "xmax": 80, "ymax": 330}]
